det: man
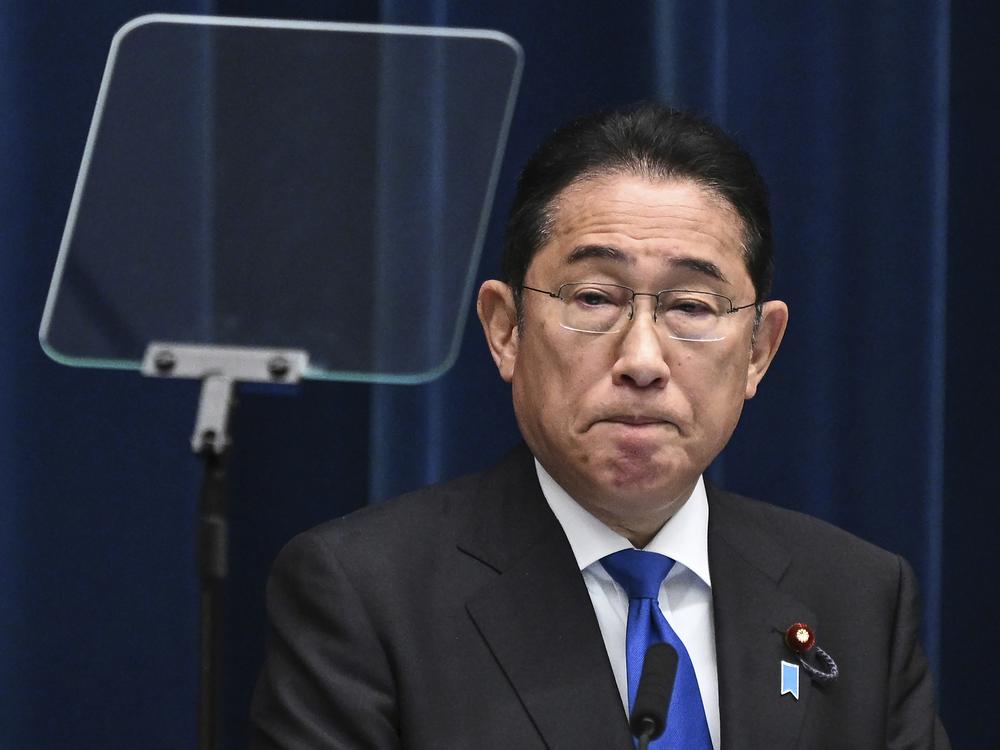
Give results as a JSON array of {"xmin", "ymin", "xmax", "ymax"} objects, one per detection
[{"xmin": 251, "ymin": 103, "xmax": 949, "ymax": 748}]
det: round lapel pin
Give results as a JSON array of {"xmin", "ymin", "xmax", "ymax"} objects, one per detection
[
  {"xmin": 784, "ymin": 622, "xmax": 815, "ymax": 653},
  {"xmin": 783, "ymin": 622, "xmax": 839, "ymax": 684}
]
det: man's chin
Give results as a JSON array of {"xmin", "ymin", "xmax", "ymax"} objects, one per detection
[{"xmin": 592, "ymin": 452, "xmax": 697, "ymax": 502}]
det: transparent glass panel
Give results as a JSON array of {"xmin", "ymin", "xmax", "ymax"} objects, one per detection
[{"xmin": 40, "ymin": 14, "xmax": 522, "ymax": 383}]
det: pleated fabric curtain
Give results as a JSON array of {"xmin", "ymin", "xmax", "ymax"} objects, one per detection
[{"xmin": 5, "ymin": 0, "xmax": 991, "ymax": 748}]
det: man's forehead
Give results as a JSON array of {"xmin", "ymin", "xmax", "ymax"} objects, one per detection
[
  {"xmin": 534, "ymin": 174, "xmax": 749, "ymax": 283},
  {"xmin": 560, "ymin": 171, "xmax": 735, "ymax": 202},
  {"xmin": 549, "ymin": 174, "xmax": 744, "ymax": 240}
]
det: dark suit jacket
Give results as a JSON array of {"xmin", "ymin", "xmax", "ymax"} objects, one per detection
[{"xmin": 250, "ymin": 446, "xmax": 949, "ymax": 749}]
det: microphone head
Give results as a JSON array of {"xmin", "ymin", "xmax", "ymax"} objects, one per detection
[{"xmin": 629, "ymin": 643, "xmax": 679, "ymax": 740}]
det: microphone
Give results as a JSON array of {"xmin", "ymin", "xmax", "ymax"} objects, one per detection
[{"xmin": 630, "ymin": 643, "xmax": 679, "ymax": 750}]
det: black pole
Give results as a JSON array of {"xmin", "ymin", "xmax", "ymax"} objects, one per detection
[
  {"xmin": 197, "ymin": 446, "xmax": 229, "ymax": 750},
  {"xmin": 141, "ymin": 352, "xmax": 293, "ymax": 750}
]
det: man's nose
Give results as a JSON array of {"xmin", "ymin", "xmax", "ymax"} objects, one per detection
[{"xmin": 611, "ymin": 297, "xmax": 670, "ymax": 388}]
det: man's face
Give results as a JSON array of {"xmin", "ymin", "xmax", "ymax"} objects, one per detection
[{"xmin": 479, "ymin": 174, "xmax": 787, "ymax": 540}]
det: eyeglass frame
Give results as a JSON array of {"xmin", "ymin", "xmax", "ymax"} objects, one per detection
[{"xmin": 518, "ymin": 281, "xmax": 760, "ymax": 341}]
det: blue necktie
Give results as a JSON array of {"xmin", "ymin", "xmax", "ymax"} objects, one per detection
[{"xmin": 602, "ymin": 549, "xmax": 712, "ymax": 749}]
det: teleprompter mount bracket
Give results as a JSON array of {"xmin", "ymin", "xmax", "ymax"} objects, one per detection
[{"xmin": 141, "ymin": 342, "xmax": 309, "ymax": 455}]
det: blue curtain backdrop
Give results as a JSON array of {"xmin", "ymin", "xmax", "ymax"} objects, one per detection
[{"xmin": 2, "ymin": 1, "xmax": 996, "ymax": 748}]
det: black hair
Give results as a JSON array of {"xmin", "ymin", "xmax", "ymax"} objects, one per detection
[{"xmin": 501, "ymin": 102, "xmax": 773, "ymax": 310}]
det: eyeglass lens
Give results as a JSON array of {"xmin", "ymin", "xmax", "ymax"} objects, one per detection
[{"xmin": 557, "ymin": 282, "xmax": 732, "ymax": 340}]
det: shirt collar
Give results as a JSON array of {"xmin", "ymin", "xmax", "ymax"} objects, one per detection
[{"xmin": 535, "ymin": 459, "xmax": 712, "ymax": 588}]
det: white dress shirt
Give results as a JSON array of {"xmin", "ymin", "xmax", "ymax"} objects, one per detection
[{"xmin": 535, "ymin": 460, "xmax": 721, "ymax": 750}]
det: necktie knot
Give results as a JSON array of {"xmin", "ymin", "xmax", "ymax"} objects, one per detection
[{"xmin": 602, "ymin": 549, "xmax": 675, "ymax": 600}]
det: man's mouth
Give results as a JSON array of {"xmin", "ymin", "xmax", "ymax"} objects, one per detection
[{"xmin": 597, "ymin": 413, "xmax": 677, "ymax": 429}]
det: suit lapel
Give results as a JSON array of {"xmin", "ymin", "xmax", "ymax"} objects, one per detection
[
  {"xmin": 708, "ymin": 486, "xmax": 816, "ymax": 749},
  {"xmin": 458, "ymin": 448, "xmax": 632, "ymax": 750}
]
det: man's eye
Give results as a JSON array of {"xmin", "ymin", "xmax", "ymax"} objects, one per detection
[
  {"xmin": 574, "ymin": 290, "xmax": 615, "ymax": 307},
  {"xmin": 665, "ymin": 299, "xmax": 715, "ymax": 316}
]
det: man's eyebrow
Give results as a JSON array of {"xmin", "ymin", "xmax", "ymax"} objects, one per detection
[
  {"xmin": 668, "ymin": 256, "xmax": 729, "ymax": 285},
  {"xmin": 565, "ymin": 245, "xmax": 636, "ymax": 265}
]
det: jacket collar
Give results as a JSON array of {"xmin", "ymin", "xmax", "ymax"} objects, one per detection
[
  {"xmin": 708, "ymin": 484, "xmax": 817, "ymax": 749},
  {"xmin": 458, "ymin": 446, "xmax": 633, "ymax": 750}
]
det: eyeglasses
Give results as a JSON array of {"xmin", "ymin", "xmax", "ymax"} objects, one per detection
[{"xmin": 520, "ymin": 282, "xmax": 757, "ymax": 342}]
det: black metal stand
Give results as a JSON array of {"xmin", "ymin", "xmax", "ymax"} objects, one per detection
[
  {"xmin": 197, "ymin": 446, "xmax": 229, "ymax": 750},
  {"xmin": 140, "ymin": 343, "xmax": 307, "ymax": 750}
]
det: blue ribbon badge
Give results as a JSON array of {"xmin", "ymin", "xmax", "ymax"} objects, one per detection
[{"xmin": 780, "ymin": 660, "xmax": 800, "ymax": 700}]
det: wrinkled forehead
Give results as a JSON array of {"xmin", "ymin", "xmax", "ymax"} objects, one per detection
[
  {"xmin": 535, "ymin": 174, "xmax": 752, "ymax": 289},
  {"xmin": 550, "ymin": 173, "xmax": 747, "ymax": 244}
]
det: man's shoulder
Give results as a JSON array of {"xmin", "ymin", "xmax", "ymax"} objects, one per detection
[
  {"xmin": 285, "ymin": 444, "xmax": 539, "ymax": 563},
  {"xmin": 268, "ymin": 445, "xmax": 548, "ymax": 610},
  {"xmin": 708, "ymin": 485, "xmax": 905, "ymax": 590},
  {"xmin": 707, "ymin": 487, "xmax": 918, "ymax": 642},
  {"xmin": 302, "ymin": 467, "xmax": 487, "ymax": 549}
]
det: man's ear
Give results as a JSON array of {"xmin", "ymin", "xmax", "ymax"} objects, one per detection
[
  {"xmin": 477, "ymin": 280, "xmax": 519, "ymax": 383},
  {"xmin": 745, "ymin": 299, "xmax": 788, "ymax": 399}
]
